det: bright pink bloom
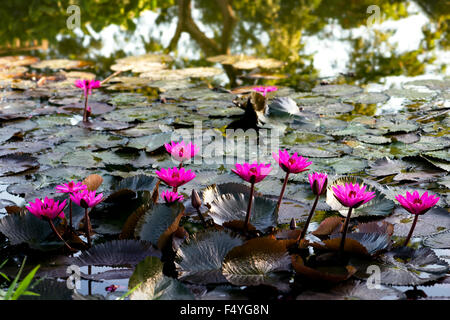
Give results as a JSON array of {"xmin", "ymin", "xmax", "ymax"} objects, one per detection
[
  {"xmin": 156, "ymin": 167, "xmax": 196, "ymax": 188},
  {"xmin": 231, "ymin": 162, "xmax": 272, "ymax": 184},
  {"xmin": 55, "ymin": 181, "xmax": 88, "ymax": 194},
  {"xmin": 164, "ymin": 141, "xmax": 199, "ymax": 162},
  {"xmin": 105, "ymin": 285, "xmax": 119, "ymax": 293},
  {"xmin": 75, "ymin": 79, "xmax": 101, "ymax": 96},
  {"xmin": 395, "ymin": 191, "xmax": 440, "ymax": 215},
  {"xmin": 253, "ymin": 86, "xmax": 278, "ymax": 97},
  {"xmin": 161, "ymin": 190, "xmax": 184, "ymax": 203},
  {"xmin": 26, "ymin": 197, "xmax": 67, "ymax": 220},
  {"xmin": 308, "ymin": 172, "xmax": 328, "ymax": 195},
  {"xmin": 273, "ymin": 150, "xmax": 312, "ymax": 174},
  {"xmin": 332, "ymin": 183, "xmax": 375, "ymax": 208},
  {"xmin": 70, "ymin": 190, "xmax": 103, "ymax": 208}
]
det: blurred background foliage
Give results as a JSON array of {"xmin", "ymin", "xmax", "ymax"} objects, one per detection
[{"xmin": 0, "ymin": 0, "xmax": 448, "ymax": 89}]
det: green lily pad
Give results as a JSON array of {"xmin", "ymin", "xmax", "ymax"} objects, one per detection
[
  {"xmin": 423, "ymin": 230, "xmax": 450, "ymax": 249},
  {"xmin": 175, "ymin": 229, "xmax": 245, "ymax": 284},
  {"xmin": 296, "ymin": 280, "xmax": 405, "ymax": 300},
  {"xmin": 66, "ymin": 240, "xmax": 161, "ymax": 267},
  {"xmin": 222, "ymin": 237, "xmax": 292, "ymax": 291},
  {"xmin": 135, "ymin": 203, "xmax": 184, "ymax": 249},
  {"xmin": 312, "ymin": 84, "xmax": 363, "ymax": 97},
  {"xmin": 207, "ymin": 193, "xmax": 277, "ymax": 232},
  {"xmin": 129, "ymin": 256, "xmax": 194, "ymax": 300},
  {"xmin": 342, "ymin": 92, "xmax": 390, "ymax": 104}
]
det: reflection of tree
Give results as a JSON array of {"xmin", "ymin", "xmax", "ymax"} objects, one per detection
[{"xmin": 0, "ymin": 0, "xmax": 448, "ymax": 87}]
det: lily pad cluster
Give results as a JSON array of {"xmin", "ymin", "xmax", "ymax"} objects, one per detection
[{"xmin": 0, "ymin": 55, "xmax": 448, "ymax": 300}]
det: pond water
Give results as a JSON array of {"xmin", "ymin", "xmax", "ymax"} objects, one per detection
[{"xmin": 0, "ymin": 0, "xmax": 449, "ymax": 300}]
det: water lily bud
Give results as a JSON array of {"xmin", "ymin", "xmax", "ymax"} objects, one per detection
[
  {"xmin": 290, "ymin": 218, "xmax": 296, "ymax": 230},
  {"xmin": 191, "ymin": 189, "xmax": 202, "ymax": 209}
]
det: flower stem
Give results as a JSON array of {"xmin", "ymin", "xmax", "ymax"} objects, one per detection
[
  {"xmin": 195, "ymin": 207, "xmax": 207, "ymax": 228},
  {"xmin": 244, "ymin": 179, "xmax": 255, "ymax": 232},
  {"xmin": 69, "ymin": 199, "xmax": 73, "ymax": 230},
  {"xmin": 275, "ymin": 172, "xmax": 290, "ymax": 214},
  {"xmin": 178, "ymin": 162, "xmax": 183, "ymax": 169},
  {"xmin": 299, "ymin": 193, "xmax": 320, "ymax": 241},
  {"xmin": 403, "ymin": 214, "xmax": 419, "ymax": 247},
  {"xmin": 339, "ymin": 207, "xmax": 353, "ymax": 254},
  {"xmin": 83, "ymin": 94, "xmax": 89, "ymax": 122},
  {"xmin": 48, "ymin": 219, "xmax": 73, "ymax": 251},
  {"xmin": 84, "ymin": 208, "xmax": 92, "ymax": 247}
]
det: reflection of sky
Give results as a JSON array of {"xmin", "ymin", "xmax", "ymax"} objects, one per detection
[{"xmin": 61, "ymin": 2, "xmax": 448, "ymax": 83}]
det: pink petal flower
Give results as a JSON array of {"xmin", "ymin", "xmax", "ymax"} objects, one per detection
[
  {"xmin": 395, "ymin": 190, "xmax": 440, "ymax": 215},
  {"xmin": 156, "ymin": 167, "xmax": 196, "ymax": 188},
  {"xmin": 273, "ymin": 149, "xmax": 312, "ymax": 174},
  {"xmin": 55, "ymin": 181, "xmax": 88, "ymax": 194},
  {"xmin": 231, "ymin": 161, "xmax": 272, "ymax": 184},
  {"xmin": 74, "ymin": 79, "xmax": 101, "ymax": 96},
  {"xmin": 253, "ymin": 86, "xmax": 278, "ymax": 97},
  {"xmin": 332, "ymin": 182, "xmax": 375, "ymax": 208},
  {"xmin": 308, "ymin": 172, "xmax": 328, "ymax": 195},
  {"xmin": 26, "ymin": 197, "xmax": 67, "ymax": 220},
  {"xmin": 70, "ymin": 190, "xmax": 103, "ymax": 208},
  {"xmin": 161, "ymin": 190, "xmax": 184, "ymax": 203},
  {"xmin": 164, "ymin": 141, "xmax": 199, "ymax": 162}
]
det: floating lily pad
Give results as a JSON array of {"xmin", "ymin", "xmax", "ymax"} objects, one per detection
[
  {"xmin": 175, "ymin": 229, "xmax": 245, "ymax": 284},
  {"xmin": 423, "ymin": 231, "xmax": 450, "ymax": 249},
  {"xmin": 67, "ymin": 240, "xmax": 161, "ymax": 267},
  {"xmin": 366, "ymin": 157, "xmax": 412, "ymax": 177},
  {"xmin": 113, "ymin": 174, "xmax": 157, "ymax": 193},
  {"xmin": 0, "ymin": 153, "xmax": 39, "ymax": 176},
  {"xmin": 129, "ymin": 256, "xmax": 194, "ymax": 300},
  {"xmin": 296, "ymin": 280, "xmax": 405, "ymax": 300},
  {"xmin": 207, "ymin": 193, "xmax": 277, "ymax": 232},
  {"xmin": 385, "ymin": 207, "xmax": 450, "ymax": 237},
  {"xmin": 222, "ymin": 237, "xmax": 292, "ymax": 291},
  {"xmin": 312, "ymin": 84, "xmax": 363, "ymax": 97},
  {"xmin": 384, "ymin": 88, "xmax": 436, "ymax": 101},
  {"xmin": 0, "ymin": 211, "xmax": 53, "ymax": 248},
  {"xmin": 140, "ymin": 67, "xmax": 223, "ymax": 80},
  {"xmin": 342, "ymin": 92, "xmax": 389, "ymax": 104},
  {"xmin": 135, "ymin": 203, "xmax": 184, "ymax": 249},
  {"xmin": 111, "ymin": 54, "xmax": 172, "ymax": 72},
  {"xmin": 32, "ymin": 59, "xmax": 90, "ymax": 70},
  {"xmin": 19, "ymin": 279, "xmax": 74, "ymax": 300},
  {"xmin": 351, "ymin": 247, "xmax": 449, "ymax": 286},
  {"xmin": 357, "ymin": 135, "xmax": 391, "ymax": 145}
]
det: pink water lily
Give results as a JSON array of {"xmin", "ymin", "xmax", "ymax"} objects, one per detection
[
  {"xmin": 231, "ymin": 162, "xmax": 271, "ymax": 232},
  {"xmin": 74, "ymin": 79, "xmax": 101, "ymax": 122},
  {"xmin": 273, "ymin": 150, "xmax": 312, "ymax": 174},
  {"xmin": 332, "ymin": 182, "xmax": 375, "ymax": 254},
  {"xmin": 231, "ymin": 162, "xmax": 272, "ymax": 184},
  {"xmin": 298, "ymin": 172, "xmax": 329, "ymax": 241},
  {"xmin": 26, "ymin": 197, "xmax": 66, "ymax": 220},
  {"xmin": 161, "ymin": 190, "xmax": 184, "ymax": 203},
  {"xmin": 55, "ymin": 181, "xmax": 87, "ymax": 194},
  {"xmin": 253, "ymin": 86, "xmax": 278, "ymax": 97},
  {"xmin": 395, "ymin": 191, "xmax": 440, "ymax": 216},
  {"xmin": 165, "ymin": 141, "xmax": 199, "ymax": 163},
  {"xmin": 74, "ymin": 79, "xmax": 101, "ymax": 96},
  {"xmin": 332, "ymin": 183, "xmax": 376, "ymax": 209},
  {"xmin": 308, "ymin": 172, "xmax": 328, "ymax": 196},
  {"xmin": 396, "ymin": 190, "xmax": 440, "ymax": 246},
  {"xmin": 70, "ymin": 190, "xmax": 103, "ymax": 247},
  {"xmin": 70, "ymin": 190, "xmax": 103, "ymax": 208},
  {"xmin": 156, "ymin": 167, "xmax": 196, "ymax": 189},
  {"xmin": 26, "ymin": 197, "xmax": 72, "ymax": 250}
]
